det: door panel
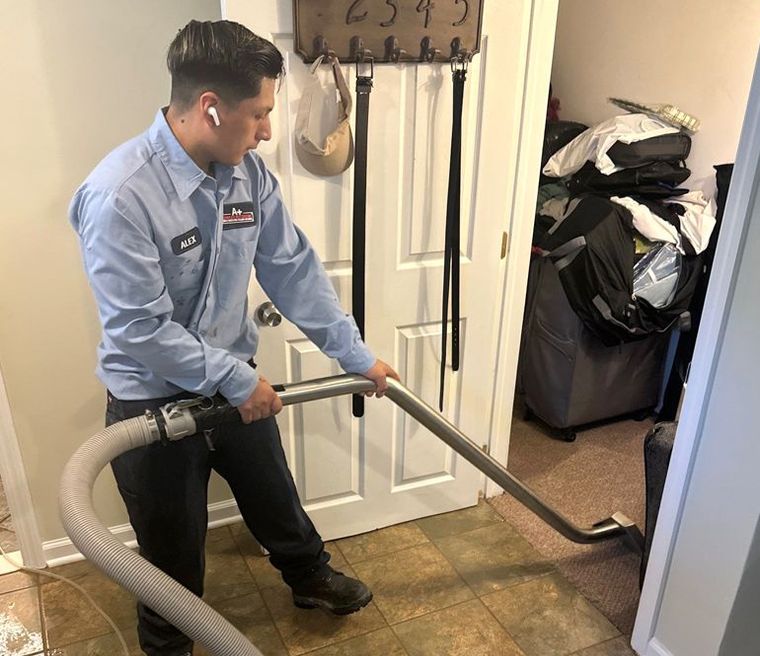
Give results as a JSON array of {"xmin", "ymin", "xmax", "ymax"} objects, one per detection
[{"xmin": 228, "ymin": 0, "xmax": 526, "ymax": 539}]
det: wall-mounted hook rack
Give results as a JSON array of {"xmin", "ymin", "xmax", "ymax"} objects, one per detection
[{"xmin": 294, "ymin": 1, "xmax": 483, "ymax": 64}]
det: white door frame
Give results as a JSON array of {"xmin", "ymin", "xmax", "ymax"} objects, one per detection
[
  {"xmin": 486, "ymin": 0, "xmax": 559, "ymax": 497},
  {"xmin": 631, "ymin": 51, "xmax": 760, "ymax": 656},
  {"xmin": 0, "ymin": 363, "xmax": 46, "ymax": 568}
]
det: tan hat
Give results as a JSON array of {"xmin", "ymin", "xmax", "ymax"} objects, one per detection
[{"xmin": 294, "ymin": 55, "xmax": 354, "ymax": 177}]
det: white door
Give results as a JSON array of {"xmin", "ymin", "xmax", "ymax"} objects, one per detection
[{"xmin": 225, "ymin": 0, "xmax": 529, "ymax": 539}]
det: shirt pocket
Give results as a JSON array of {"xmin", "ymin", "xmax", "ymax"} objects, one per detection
[
  {"xmin": 162, "ymin": 248, "xmax": 206, "ymax": 295},
  {"xmin": 214, "ymin": 237, "xmax": 256, "ymax": 310}
]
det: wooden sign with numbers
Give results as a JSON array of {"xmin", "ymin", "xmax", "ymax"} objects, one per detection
[{"xmin": 293, "ymin": 0, "xmax": 484, "ymax": 64}]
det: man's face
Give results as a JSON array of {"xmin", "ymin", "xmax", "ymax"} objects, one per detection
[{"xmin": 211, "ymin": 77, "xmax": 276, "ymax": 166}]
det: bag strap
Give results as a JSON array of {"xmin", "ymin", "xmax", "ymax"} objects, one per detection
[
  {"xmin": 352, "ymin": 61, "xmax": 373, "ymax": 418},
  {"xmin": 440, "ymin": 60, "xmax": 467, "ymax": 411}
]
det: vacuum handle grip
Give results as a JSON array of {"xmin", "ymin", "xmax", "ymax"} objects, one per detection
[
  {"xmin": 190, "ymin": 385, "xmax": 287, "ymax": 432},
  {"xmin": 191, "ymin": 401, "xmax": 240, "ymax": 433}
]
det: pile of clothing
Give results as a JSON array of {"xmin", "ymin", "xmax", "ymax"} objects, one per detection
[{"xmin": 533, "ymin": 113, "xmax": 716, "ymax": 345}]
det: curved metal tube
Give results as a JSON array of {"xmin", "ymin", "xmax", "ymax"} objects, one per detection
[
  {"xmin": 274, "ymin": 375, "xmax": 643, "ymax": 549},
  {"xmin": 60, "ymin": 374, "xmax": 642, "ymax": 656}
]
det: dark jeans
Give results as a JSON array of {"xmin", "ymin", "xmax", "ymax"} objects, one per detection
[{"xmin": 106, "ymin": 390, "xmax": 329, "ymax": 656}]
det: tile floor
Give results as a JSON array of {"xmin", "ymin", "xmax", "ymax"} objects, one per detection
[{"xmin": 0, "ymin": 501, "xmax": 636, "ymax": 656}]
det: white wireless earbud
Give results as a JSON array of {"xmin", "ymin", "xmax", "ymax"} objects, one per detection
[{"xmin": 207, "ymin": 106, "xmax": 221, "ymax": 127}]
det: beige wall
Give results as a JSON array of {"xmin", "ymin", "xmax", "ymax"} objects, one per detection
[
  {"xmin": 551, "ymin": 0, "xmax": 760, "ymax": 194},
  {"xmin": 0, "ymin": 0, "xmax": 221, "ymax": 544}
]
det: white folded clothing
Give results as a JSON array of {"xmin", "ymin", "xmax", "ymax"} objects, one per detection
[
  {"xmin": 611, "ymin": 192, "xmax": 717, "ymax": 256},
  {"xmin": 611, "ymin": 196, "xmax": 682, "ymax": 251},
  {"xmin": 665, "ymin": 191, "xmax": 717, "ymax": 256},
  {"xmin": 543, "ymin": 113, "xmax": 679, "ymax": 178}
]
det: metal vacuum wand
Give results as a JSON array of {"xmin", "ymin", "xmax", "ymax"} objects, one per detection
[{"xmin": 149, "ymin": 374, "xmax": 644, "ymax": 552}]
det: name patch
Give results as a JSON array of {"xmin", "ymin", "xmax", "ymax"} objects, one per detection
[
  {"xmin": 170, "ymin": 227, "xmax": 202, "ymax": 255},
  {"xmin": 223, "ymin": 201, "xmax": 256, "ymax": 230}
]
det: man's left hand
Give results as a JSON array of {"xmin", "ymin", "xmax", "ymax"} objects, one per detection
[{"xmin": 361, "ymin": 359, "xmax": 400, "ymax": 398}]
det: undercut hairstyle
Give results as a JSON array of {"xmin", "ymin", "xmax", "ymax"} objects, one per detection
[{"xmin": 167, "ymin": 20, "xmax": 284, "ymax": 109}]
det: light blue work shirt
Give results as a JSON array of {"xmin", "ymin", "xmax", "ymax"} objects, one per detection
[{"xmin": 70, "ymin": 109, "xmax": 375, "ymax": 406}]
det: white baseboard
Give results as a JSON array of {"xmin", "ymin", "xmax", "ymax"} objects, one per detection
[
  {"xmin": 43, "ymin": 498, "xmax": 245, "ymax": 568},
  {"xmin": 646, "ymin": 638, "xmax": 674, "ymax": 656}
]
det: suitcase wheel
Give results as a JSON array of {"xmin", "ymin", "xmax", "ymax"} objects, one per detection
[{"xmin": 559, "ymin": 428, "xmax": 577, "ymax": 442}]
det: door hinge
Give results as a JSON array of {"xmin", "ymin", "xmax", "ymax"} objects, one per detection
[{"xmin": 500, "ymin": 232, "xmax": 509, "ymax": 259}]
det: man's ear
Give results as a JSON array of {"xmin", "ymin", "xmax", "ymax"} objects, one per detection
[{"xmin": 199, "ymin": 91, "xmax": 222, "ymax": 125}]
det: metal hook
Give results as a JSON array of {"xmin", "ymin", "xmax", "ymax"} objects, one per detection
[
  {"xmin": 420, "ymin": 36, "xmax": 441, "ymax": 63},
  {"xmin": 421, "ymin": 37, "xmax": 441, "ymax": 63},
  {"xmin": 313, "ymin": 35, "xmax": 335, "ymax": 61},
  {"xmin": 350, "ymin": 36, "xmax": 372, "ymax": 62},
  {"xmin": 384, "ymin": 36, "xmax": 406, "ymax": 63},
  {"xmin": 450, "ymin": 37, "xmax": 471, "ymax": 62}
]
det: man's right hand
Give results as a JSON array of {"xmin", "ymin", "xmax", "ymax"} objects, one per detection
[{"xmin": 237, "ymin": 376, "xmax": 283, "ymax": 424}]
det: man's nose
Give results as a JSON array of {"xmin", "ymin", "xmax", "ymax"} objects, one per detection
[{"xmin": 257, "ymin": 116, "xmax": 272, "ymax": 142}]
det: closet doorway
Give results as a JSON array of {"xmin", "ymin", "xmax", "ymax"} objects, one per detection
[{"xmin": 486, "ymin": 0, "xmax": 760, "ymax": 640}]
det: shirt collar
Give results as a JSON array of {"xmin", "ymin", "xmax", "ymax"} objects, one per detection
[
  {"xmin": 148, "ymin": 109, "xmax": 247, "ymax": 201},
  {"xmin": 232, "ymin": 163, "xmax": 248, "ymax": 180}
]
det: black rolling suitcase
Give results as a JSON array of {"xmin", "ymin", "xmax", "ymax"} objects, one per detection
[
  {"xmin": 520, "ymin": 257, "xmax": 670, "ymax": 440},
  {"xmin": 640, "ymin": 422, "xmax": 677, "ymax": 586}
]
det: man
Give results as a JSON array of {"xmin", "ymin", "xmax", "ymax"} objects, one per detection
[{"xmin": 70, "ymin": 19, "xmax": 398, "ymax": 656}]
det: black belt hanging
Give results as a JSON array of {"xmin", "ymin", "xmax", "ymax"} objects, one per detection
[
  {"xmin": 352, "ymin": 58, "xmax": 373, "ymax": 418},
  {"xmin": 439, "ymin": 58, "xmax": 468, "ymax": 411}
]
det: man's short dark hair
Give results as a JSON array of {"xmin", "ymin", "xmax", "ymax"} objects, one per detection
[{"xmin": 167, "ymin": 20, "xmax": 284, "ymax": 109}]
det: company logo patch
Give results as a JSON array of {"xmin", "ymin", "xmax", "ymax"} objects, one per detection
[
  {"xmin": 170, "ymin": 227, "xmax": 202, "ymax": 255},
  {"xmin": 223, "ymin": 201, "xmax": 256, "ymax": 230}
]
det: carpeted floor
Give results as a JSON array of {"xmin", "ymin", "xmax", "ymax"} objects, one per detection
[{"xmin": 487, "ymin": 404, "xmax": 652, "ymax": 636}]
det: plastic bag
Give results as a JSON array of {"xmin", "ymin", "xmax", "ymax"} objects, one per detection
[{"xmin": 633, "ymin": 243, "xmax": 681, "ymax": 308}]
